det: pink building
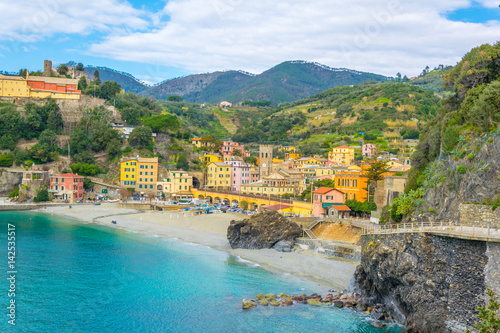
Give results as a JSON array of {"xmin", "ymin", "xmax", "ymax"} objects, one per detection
[
  {"xmin": 312, "ymin": 187, "xmax": 349, "ymax": 217},
  {"xmin": 49, "ymin": 173, "xmax": 84, "ymax": 202},
  {"xmin": 362, "ymin": 143, "xmax": 376, "ymax": 157},
  {"xmin": 221, "ymin": 140, "xmax": 249, "ymax": 157},
  {"xmin": 226, "ymin": 160, "xmax": 251, "ymax": 192}
]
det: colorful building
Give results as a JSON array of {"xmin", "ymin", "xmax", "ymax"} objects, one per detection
[
  {"xmin": 335, "ymin": 172, "xmax": 369, "ymax": 201},
  {"xmin": 221, "ymin": 140, "xmax": 247, "ymax": 157},
  {"xmin": 328, "ymin": 146, "xmax": 355, "ymax": 166},
  {"xmin": 294, "ymin": 157, "xmax": 328, "ymax": 168},
  {"xmin": 49, "ymin": 173, "xmax": 84, "ymax": 202},
  {"xmin": 227, "ymin": 160, "xmax": 251, "ymax": 192},
  {"xmin": 120, "ymin": 157, "xmax": 158, "ymax": 192},
  {"xmin": 157, "ymin": 171, "xmax": 193, "ymax": 197},
  {"xmin": 285, "ymin": 152, "xmax": 302, "ymax": 160},
  {"xmin": 27, "ymin": 75, "xmax": 81, "ymax": 99},
  {"xmin": 201, "ymin": 154, "xmax": 223, "ymax": 165},
  {"xmin": 191, "ymin": 138, "xmax": 215, "ymax": 148},
  {"xmin": 312, "ymin": 187, "xmax": 346, "ymax": 217},
  {"xmin": 206, "ymin": 162, "xmax": 232, "ymax": 190},
  {"xmin": 0, "ymin": 74, "xmax": 30, "ymax": 98},
  {"xmin": 362, "ymin": 143, "xmax": 376, "ymax": 157}
]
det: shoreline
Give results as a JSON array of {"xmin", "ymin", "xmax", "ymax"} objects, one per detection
[{"xmin": 32, "ymin": 204, "xmax": 359, "ymax": 291}]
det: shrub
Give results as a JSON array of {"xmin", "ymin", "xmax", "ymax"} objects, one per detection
[
  {"xmin": 8, "ymin": 187, "xmax": 19, "ymax": 198},
  {"xmin": 0, "ymin": 153, "xmax": 13, "ymax": 167},
  {"xmin": 468, "ymin": 153, "xmax": 475, "ymax": 160},
  {"xmin": 457, "ymin": 165, "xmax": 467, "ymax": 174},
  {"xmin": 466, "ymin": 289, "xmax": 500, "ymax": 333},
  {"xmin": 34, "ymin": 189, "xmax": 50, "ymax": 202}
]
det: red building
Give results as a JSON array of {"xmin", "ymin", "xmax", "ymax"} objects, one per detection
[
  {"xmin": 27, "ymin": 76, "xmax": 81, "ymax": 96},
  {"xmin": 49, "ymin": 173, "xmax": 84, "ymax": 202}
]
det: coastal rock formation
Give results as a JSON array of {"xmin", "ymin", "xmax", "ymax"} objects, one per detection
[
  {"xmin": 227, "ymin": 211, "xmax": 302, "ymax": 250},
  {"xmin": 354, "ymin": 233, "xmax": 500, "ymax": 332},
  {"xmin": 0, "ymin": 170, "xmax": 23, "ymax": 196}
]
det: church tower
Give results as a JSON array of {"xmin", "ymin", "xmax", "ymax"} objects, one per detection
[{"xmin": 259, "ymin": 145, "xmax": 273, "ymax": 178}]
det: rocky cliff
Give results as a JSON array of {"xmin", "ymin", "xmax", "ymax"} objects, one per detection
[
  {"xmin": 227, "ymin": 211, "xmax": 302, "ymax": 251},
  {"xmin": 0, "ymin": 170, "xmax": 23, "ymax": 196},
  {"xmin": 354, "ymin": 233, "xmax": 500, "ymax": 333},
  {"xmin": 415, "ymin": 128, "xmax": 500, "ymax": 222}
]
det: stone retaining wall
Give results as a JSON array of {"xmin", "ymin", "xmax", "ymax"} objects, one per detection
[
  {"xmin": 295, "ymin": 238, "xmax": 361, "ymax": 260},
  {"xmin": 459, "ymin": 203, "xmax": 500, "ymax": 225}
]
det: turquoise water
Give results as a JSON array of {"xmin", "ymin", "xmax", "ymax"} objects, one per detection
[{"xmin": 0, "ymin": 211, "xmax": 402, "ymax": 332}]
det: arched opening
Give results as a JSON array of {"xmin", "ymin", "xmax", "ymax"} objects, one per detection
[
  {"xmin": 205, "ymin": 196, "xmax": 213, "ymax": 203},
  {"xmin": 198, "ymin": 195, "xmax": 204, "ymax": 200},
  {"xmin": 157, "ymin": 185, "xmax": 163, "ymax": 191},
  {"xmin": 231, "ymin": 199, "xmax": 239, "ymax": 207},
  {"xmin": 214, "ymin": 197, "xmax": 221, "ymax": 203},
  {"xmin": 222, "ymin": 198, "xmax": 230, "ymax": 206},
  {"xmin": 192, "ymin": 177, "xmax": 201, "ymax": 189}
]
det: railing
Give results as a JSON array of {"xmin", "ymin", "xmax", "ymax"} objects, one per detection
[{"xmin": 362, "ymin": 221, "xmax": 500, "ymax": 241}]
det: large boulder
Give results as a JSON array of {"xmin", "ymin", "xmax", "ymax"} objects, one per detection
[{"xmin": 227, "ymin": 211, "xmax": 302, "ymax": 250}]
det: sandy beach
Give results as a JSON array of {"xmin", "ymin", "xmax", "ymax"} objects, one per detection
[{"xmin": 35, "ymin": 204, "xmax": 359, "ymax": 290}]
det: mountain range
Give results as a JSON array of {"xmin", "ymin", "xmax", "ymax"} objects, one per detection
[{"xmin": 84, "ymin": 61, "xmax": 391, "ymax": 104}]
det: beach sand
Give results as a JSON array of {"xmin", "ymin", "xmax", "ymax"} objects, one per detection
[{"xmin": 37, "ymin": 204, "xmax": 359, "ymax": 291}]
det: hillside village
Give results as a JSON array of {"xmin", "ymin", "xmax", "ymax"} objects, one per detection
[{"xmin": 0, "ymin": 58, "xmax": 416, "ymax": 221}]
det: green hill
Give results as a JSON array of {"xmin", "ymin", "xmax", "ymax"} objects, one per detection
[
  {"xmin": 141, "ymin": 61, "xmax": 390, "ymax": 105},
  {"xmin": 84, "ymin": 66, "xmax": 148, "ymax": 94}
]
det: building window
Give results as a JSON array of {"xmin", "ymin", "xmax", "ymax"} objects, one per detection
[
  {"xmin": 139, "ymin": 185, "xmax": 142, "ymax": 188},
  {"xmin": 145, "ymin": 172, "xmax": 148, "ymax": 175},
  {"xmin": 150, "ymin": 185, "xmax": 153, "ymax": 189}
]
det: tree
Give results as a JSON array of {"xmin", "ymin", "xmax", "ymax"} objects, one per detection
[
  {"xmin": 365, "ymin": 159, "xmax": 391, "ymax": 200},
  {"xmin": 466, "ymin": 289, "xmax": 500, "ymax": 333},
  {"xmin": 93, "ymin": 70, "xmax": 101, "ymax": 84},
  {"xmin": 106, "ymin": 138, "xmax": 122, "ymax": 158},
  {"xmin": 99, "ymin": 80, "xmax": 121, "ymax": 100},
  {"xmin": 18, "ymin": 69, "xmax": 28, "ymax": 78},
  {"xmin": 143, "ymin": 114, "xmax": 180, "ymax": 132},
  {"xmin": 243, "ymin": 156, "xmax": 257, "ymax": 165},
  {"xmin": 240, "ymin": 200, "xmax": 249, "ymax": 210},
  {"xmin": 76, "ymin": 63, "xmax": 84, "ymax": 71},
  {"xmin": 232, "ymin": 149, "xmax": 243, "ymax": 157},
  {"xmin": 0, "ymin": 154, "xmax": 13, "ymax": 167},
  {"xmin": 38, "ymin": 129, "xmax": 58, "ymax": 150},
  {"xmin": 128, "ymin": 126, "xmax": 153, "ymax": 147},
  {"xmin": 70, "ymin": 163, "xmax": 100, "ymax": 176},
  {"xmin": 34, "ymin": 189, "xmax": 50, "ymax": 202},
  {"xmin": 119, "ymin": 188, "xmax": 132, "ymax": 199},
  {"xmin": 47, "ymin": 108, "xmax": 64, "ymax": 132},
  {"xmin": 396, "ymin": 72, "xmax": 402, "ymax": 82},
  {"xmin": 167, "ymin": 95, "xmax": 183, "ymax": 102},
  {"xmin": 78, "ymin": 76, "xmax": 88, "ymax": 91},
  {"xmin": 83, "ymin": 178, "xmax": 94, "ymax": 190},
  {"xmin": 57, "ymin": 64, "xmax": 69, "ymax": 75},
  {"xmin": 176, "ymin": 155, "xmax": 189, "ymax": 170}
]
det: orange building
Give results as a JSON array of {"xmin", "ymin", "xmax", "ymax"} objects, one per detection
[
  {"xmin": 335, "ymin": 172, "xmax": 369, "ymax": 202},
  {"xmin": 27, "ymin": 76, "xmax": 81, "ymax": 96}
]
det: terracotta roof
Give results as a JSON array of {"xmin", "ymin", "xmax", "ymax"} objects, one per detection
[
  {"xmin": 212, "ymin": 162, "xmax": 229, "ymax": 167},
  {"xmin": 137, "ymin": 157, "xmax": 158, "ymax": 163},
  {"xmin": 53, "ymin": 173, "xmax": 83, "ymax": 178},
  {"xmin": 0, "ymin": 74, "xmax": 25, "ymax": 80},
  {"xmin": 27, "ymin": 76, "xmax": 78, "ymax": 85},
  {"xmin": 332, "ymin": 145, "xmax": 352, "ymax": 149},
  {"xmin": 313, "ymin": 187, "xmax": 337, "ymax": 194}
]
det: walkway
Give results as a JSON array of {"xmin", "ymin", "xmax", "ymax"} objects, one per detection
[{"xmin": 362, "ymin": 221, "xmax": 500, "ymax": 242}]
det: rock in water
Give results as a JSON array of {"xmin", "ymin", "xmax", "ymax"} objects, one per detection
[
  {"xmin": 242, "ymin": 299, "xmax": 257, "ymax": 309},
  {"xmin": 227, "ymin": 211, "xmax": 302, "ymax": 250}
]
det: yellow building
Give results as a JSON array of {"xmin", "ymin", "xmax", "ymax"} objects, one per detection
[
  {"xmin": 348, "ymin": 165, "xmax": 362, "ymax": 172},
  {"xmin": 157, "ymin": 171, "xmax": 193, "ymax": 197},
  {"xmin": 279, "ymin": 146, "xmax": 296, "ymax": 152},
  {"xmin": 0, "ymin": 74, "xmax": 30, "ymax": 98},
  {"xmin": 272, "ymin": 158, "xmax": 284, "ymax": 164},
  {"xmin": 207, "ymin": 162, "xmax": 231, "ymax": 190},
  {"xmin": 294, "ymin": 157, "xmax": 328, "ymax": 168},
  {"xmin": 120, "ymin": 157, "xmax": 158, "ymax": 192},
  {"xmin": 328, "ymin": 146, "xmax": 355, "ymax": 166},
  {"xmin": 285, "ymin": 152, "xmax": 302, "ymax": 160},
  {"xmin": 241, "ymin": 183, "xmax": 296, "ymax": 196},
  {"xmin": 191, "ymin": 138, "xmax": 215, "ymax": 148},
  {"xmin": 201, "ymin": 154, "xmax": 223, "ymax": 165},
  {"xmin": 315, "ymin": 167, "xmax": 335, "ymax": 178}
]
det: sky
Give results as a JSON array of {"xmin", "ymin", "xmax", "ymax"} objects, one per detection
[{"xmin": 0, "ymin": 0, "xmax": 499, "ymax": 85}]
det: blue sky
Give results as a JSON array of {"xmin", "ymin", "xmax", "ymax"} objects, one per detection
[{"xmin": 1, "ymin": 0, "xmax": 500, "ymax": 84}]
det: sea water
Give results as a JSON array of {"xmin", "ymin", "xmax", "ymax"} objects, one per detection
[{"xmin": 0, "ymin": 211, "xmax": 403, "ymax": 332}]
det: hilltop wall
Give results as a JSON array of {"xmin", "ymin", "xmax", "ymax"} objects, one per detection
[
  {"xmin": 1, "ymin": 95, "xmax": 121, "ymax": 124},
  {"xmin": 354, "ymin": 233, "xmax": 500, "ymax": 332}
]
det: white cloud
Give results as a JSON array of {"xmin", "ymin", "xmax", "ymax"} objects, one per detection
[
  {"xmin": 477, "ymin": 0, "xmax": 499, "ymax": 8},
  {"xmin": 86, "ymin": 0, "xmax": 500, "ymax": 77},
  {"xmin": 0, "ymin": 0, "xmax": 148, "ymax": 43}
]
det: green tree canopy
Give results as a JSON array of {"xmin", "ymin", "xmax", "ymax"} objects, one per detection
[
  {"xmin": 57, "ymin": 64, "xmax": 68, "ymax": 75},
  {"xmin": 128, "ymin": 126, "xmax": 153, "ymax": 147},
  {"xmin": 76, "ymin": 63, "xmax": 84, "ymax": 71},
  {"xmin": 143, "ymin": 114, "xmax": 180, "ymax": 132},
  {"xmin": 167, "ymin": 95, "xmax": 183, "ymax": 102}
]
